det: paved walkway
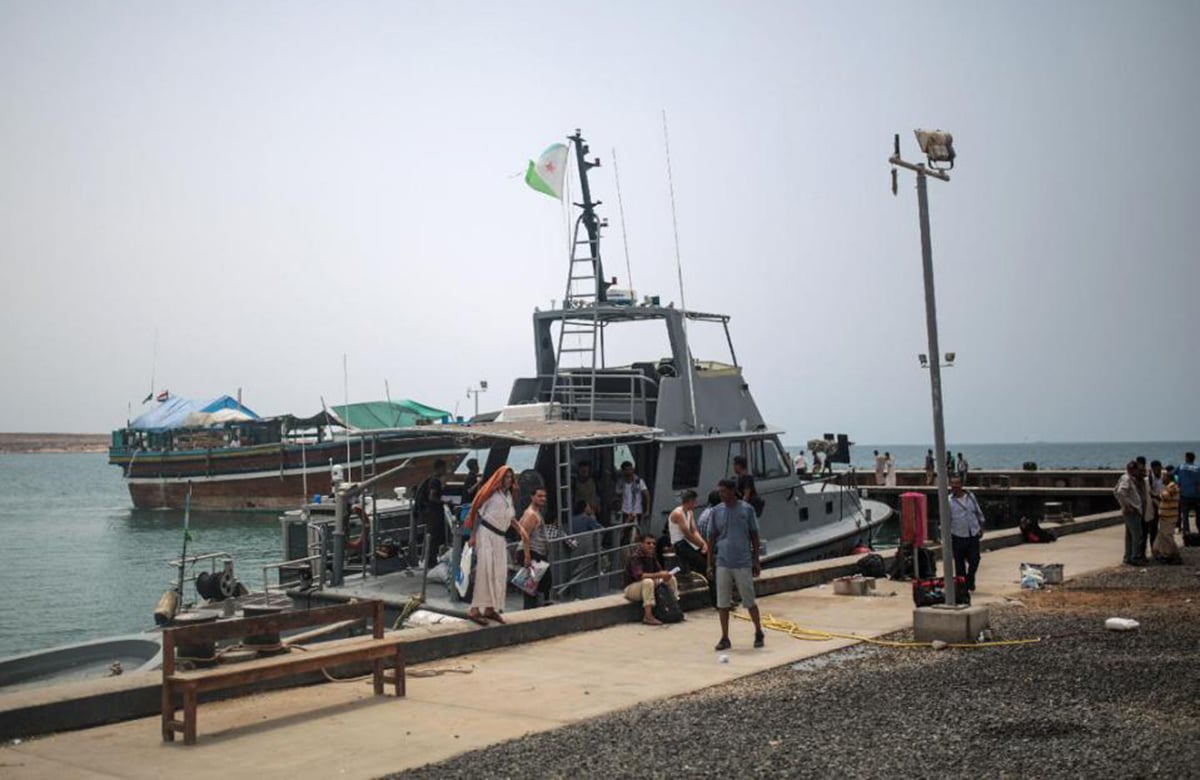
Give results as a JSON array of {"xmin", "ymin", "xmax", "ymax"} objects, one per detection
[{"xmin": 0, "ymin": 524, "xmax": 1124, "ymax": 779}]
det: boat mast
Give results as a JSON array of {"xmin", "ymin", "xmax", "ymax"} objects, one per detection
[{"xmin": 569, "ymin": 129, "xmax": 606, "ymax": 303}]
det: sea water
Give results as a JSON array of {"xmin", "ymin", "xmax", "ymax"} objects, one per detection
[
  {"xmin": 0, "ymin": 453, "xmax": 279, "ymax": 658},
  {"xmin": 0, "ymin": 441, "xmax": 1195, "ymax": 658}
]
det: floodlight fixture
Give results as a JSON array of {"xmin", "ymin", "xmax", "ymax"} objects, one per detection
[
  {"xmin": 467, "ymin": 380, "xmax": 489, "ymax": 417},
  {"xmin": 918, "ymin": 353, "xmax": 929, "ymax": 368},
  {"xmin": 944, "ymin": 352, "xmax": 956, "ymax": 365},
  {"xmin": 914, "ymin": 129, "xmax": 955, "ymax": 170}
]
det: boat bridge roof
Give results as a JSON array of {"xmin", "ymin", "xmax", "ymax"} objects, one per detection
[
  {"xmin": 538, "ymin": 304, "xmax": 729, "ymax": 325},
  {"xmin": 391, "ymin": 419, "xmax": 661, "ymax": 448}
]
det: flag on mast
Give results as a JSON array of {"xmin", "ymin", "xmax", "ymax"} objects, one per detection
[{"xmin": 524, "ymin": 143, "xmax": 568, "ymax": 199}]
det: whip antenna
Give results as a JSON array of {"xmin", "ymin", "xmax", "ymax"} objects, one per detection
[
  {"xmin": 662, "ymin": 109, "xmax": 699, "ymax": 432},
  {"xmin": 611, "ymin": 147, "xmax": 634, "ymax": 295}
]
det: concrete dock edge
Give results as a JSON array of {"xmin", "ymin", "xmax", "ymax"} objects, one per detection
[{"xmin": 0, "ymin": 510, "xmax": 1121, "ymax": 741}]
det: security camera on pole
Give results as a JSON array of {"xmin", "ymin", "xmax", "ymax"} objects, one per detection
[{"xmin": 890, "ymin": 129, "xmax": 966, "ymax": 614}]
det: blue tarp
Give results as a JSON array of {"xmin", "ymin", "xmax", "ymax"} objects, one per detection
[{"xmin": 130, "ymin": 395, "xmax": 260, "ymax": 431}]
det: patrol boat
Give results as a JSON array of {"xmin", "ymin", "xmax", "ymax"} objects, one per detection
[{"xmin": 452, "ymin": 129, "xmax": 891, "ymax": 566}]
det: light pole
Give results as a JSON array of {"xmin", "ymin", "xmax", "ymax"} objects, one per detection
[
  {"xmin": 891, "ymin": 129, "xmax": 960, "ymax": 607},
  {"xmin": 466, "ymin": 380, "xmax": 488, "ymax": 419}
]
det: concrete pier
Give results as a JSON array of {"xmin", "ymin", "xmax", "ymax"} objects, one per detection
[{"xmin": 0, "ymin": 513, "xmax": 1128, "ymax": 779}]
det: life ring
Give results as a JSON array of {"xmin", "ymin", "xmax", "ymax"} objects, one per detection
[{"xmin": 347, "ymin": 504, "xmax": 370, "ymax": 550}]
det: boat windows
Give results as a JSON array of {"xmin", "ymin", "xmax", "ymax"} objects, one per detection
[
  {"xmin": 726, "ymin": 440, "xmax": 745, "ymax": 475},
  {"xmin": 749, "ymin": 437, "xmax": 790, "ymax": 479},
  {"xmin": 799, "ymin": 506, "xmax": 809, "ymax": 521},
  {"xmin": 825, "ymin": 500, "xmax": 834, "ymax": 515},
  {"xmin": 671, "ymin": 445, "xmax": 703, "ymax": 489}
]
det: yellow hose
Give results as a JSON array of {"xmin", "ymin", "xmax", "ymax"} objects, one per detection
[{"xmin": 730, "ymin": 610, "xmax": 1041, "ymax": 649}]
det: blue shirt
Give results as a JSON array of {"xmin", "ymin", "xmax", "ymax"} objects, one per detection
[
  {"xmin": 696, "ymin": 506, "xmax": 715, "ymax": 540},
  {"xmin": 569, "ymin": 512, "xmax": 604, "ymax": 536},
  {"xmin": 948, "ymin": 491, "xmax": 984, "ymax": 537},
  {"xmin": 709, "ymin": 500, "xmax": 759, "ymax": 569},
  {"xmin": 1176, "ymin": 462, "xmax": 1200, "ymax": 498}
]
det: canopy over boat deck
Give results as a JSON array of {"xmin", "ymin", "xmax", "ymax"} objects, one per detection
[{"xmin": 391, "ymin": 418, "xmax": 661, "ymax": 448}]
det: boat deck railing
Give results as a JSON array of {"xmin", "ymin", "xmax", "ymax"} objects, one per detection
[
  {"xmin": 539, "ymin": 370, "xmax": 658, "ymax": 425},
  {"xmin": 502, "ymin": 521, "xmax": 639, "ymax": 601},
  {"xmin": 260, "ymin": 554, "xmax": 324, "ymax": 606},
  {"xmin": 166, "ymin": 551, "xmax": 234, "ymax": 591}
]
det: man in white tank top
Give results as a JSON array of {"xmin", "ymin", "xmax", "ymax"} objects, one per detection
[{"xmin": 668, "ymin": 490, "xmax": 707, "ymax": 575}]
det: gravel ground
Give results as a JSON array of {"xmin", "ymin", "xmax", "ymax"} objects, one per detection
[{"xmin": 389, "ymin": 548, "xmax": 1200, "ymax": 779}]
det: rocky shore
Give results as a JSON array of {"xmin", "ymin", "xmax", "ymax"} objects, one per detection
[
  {"xmin": 394, "ymin": 549, "xmax": 1200, "ymax": 779},
  {"xmin": 0, "ymin": 433, "xmax": 109, "ymax": 453}
]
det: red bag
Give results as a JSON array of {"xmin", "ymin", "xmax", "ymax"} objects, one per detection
[{"xmin": 912, "ymin": 576, "xmax": 970, "ymax": 607}]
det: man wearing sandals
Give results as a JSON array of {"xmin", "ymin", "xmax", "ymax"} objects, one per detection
[
  {"xmin": 624, "ymin": 533, "xmax": 678, "ymax": 625},
  {"xmin": 707, "ymin": 478, "xmax": 764, "ymax": 651}
]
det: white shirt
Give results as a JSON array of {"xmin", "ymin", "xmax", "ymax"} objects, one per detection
[
  {"xmin": 619, "ymin": 476, "xmax": 648, "ymax": 514},
  {"xmin": 668, "ymin": 507, "xmax": 698, "ymax": 548},
  {"xmin": 948, "ymin": 491, "xmax": 984, "ymax": 537}
]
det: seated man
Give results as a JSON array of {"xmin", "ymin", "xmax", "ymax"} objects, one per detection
[
  {"xmin": 569, "ymin": 498, "xmax": 604, "ymax": 536},
  {"xmin": 668, "ymin": 489, "xmax": 708, "ymax": 576},
  {"xmin": 624, "ymin": 533, "xmax": 679, "ymax": 625}
]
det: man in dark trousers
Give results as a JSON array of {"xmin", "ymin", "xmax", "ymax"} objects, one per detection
[
  {"xmin": 416, "ymin": 459, "xmax": 449, "ymax": 568},
  {"xmin": 948, "ymin": 475, "xmax": 985, "ymax": 592},
  {"xmin": 1177, "ymin": 452, "xmax": 1200, "ymax": 535},
  {"xmin": 732, "ymin": 455, "xmax": 764, "ymax": 517}
]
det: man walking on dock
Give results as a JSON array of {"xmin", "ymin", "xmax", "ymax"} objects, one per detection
[
  {"xmin": 1114, "ymin": 461, "xmax": 1146, "ymax": 566},
  {"xmin": 948, "ymin": 476, "xmax": 985, "ymax": 592},
  {"xmin": 1177, "ymin": 452, "xmax": 1199, "ymax": 535},
  {"xmin": 707, "ymin": 479, "xmax": 764, "ymax": 650}
]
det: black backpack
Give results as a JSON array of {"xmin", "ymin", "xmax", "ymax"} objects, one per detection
[
  {"xmin": 1020, "ymin": 516, "xmax": 1057, "ymax": 544},
  {"xmin": 652, "ymin": 582, "xmax": 684, "ymax": 623},
  {"xmin": 857, "ymin": 553, "xmax": 887, "ymax": 578}
]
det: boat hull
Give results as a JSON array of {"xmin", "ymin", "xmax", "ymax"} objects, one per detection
[
  {"xmin": 0, "ymin": 635, "xmax": 162, "ymax": 691},
  {"xmin": 112, "ymin": 435, "xmax": 465, "ymax": 510}
]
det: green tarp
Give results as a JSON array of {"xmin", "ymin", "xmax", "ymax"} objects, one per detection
[{"xmin": 331, "ymin": 399, "xmax": 450, "ymax": 430}]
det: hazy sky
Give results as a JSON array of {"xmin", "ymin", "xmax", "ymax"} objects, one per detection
[{"xmin": 1, "ymin": 2, "xmax": 1197, "ymax": 442}]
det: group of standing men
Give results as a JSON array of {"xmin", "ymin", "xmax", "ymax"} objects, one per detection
[
  {"xmin": 1114, "ymin": 452, "xmax": 1199, "ymax": 566},
  {"xmin": 621, "ymin": 457, "xmax": 766, "ymax": 650},
  {"xmin": 446, "ymin": 453, "xmax": 768, "ymax": 649},
  {"xmin": 793, "ymin": 449, "xmax": 830, "ymax": 477},
  {"xmin": 922, "ymin": 449, "xmax": 969, "ymax": 485}
]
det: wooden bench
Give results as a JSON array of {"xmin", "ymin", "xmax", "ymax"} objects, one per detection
[{"xmin": 161, "ymin": 600, "xmax": 404, "ymax": 745}]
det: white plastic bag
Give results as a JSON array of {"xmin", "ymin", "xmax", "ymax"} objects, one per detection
[
  {"xmin": 454, "ymin": 544, "xmax": 473, "ymax": 598},
  {"xmin": 1104, "ymin": 617, "xmax": 1139, "ymax": 631},
  {"xmin": 510, "ymin": 560, "xmax": 550, "ymax": 596}
]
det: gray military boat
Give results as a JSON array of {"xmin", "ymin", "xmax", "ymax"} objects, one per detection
[
  {"xmin": 285, "ymin": 129, "xmax": 892, "ymax": 614},
  {"xmin": 467, "ymin": 129, "xmax": 891, "ymax": 565}
]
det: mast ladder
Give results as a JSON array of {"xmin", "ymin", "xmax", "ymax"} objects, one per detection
[
  {"xmin": 549, "ymin": 212, "xmax": 602, "ymax": 421},
  {"xmin": 554, "ymin": 440, "xmax": 573, "ymax": 527},
  {"xmin": 361, "ymin": 436, "xmax": 377, "ymax": 480}
]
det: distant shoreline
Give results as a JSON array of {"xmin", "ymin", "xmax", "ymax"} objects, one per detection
[{"xmin": 0, "ymin": 433, "xmax": 109, "ymax": 454}]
